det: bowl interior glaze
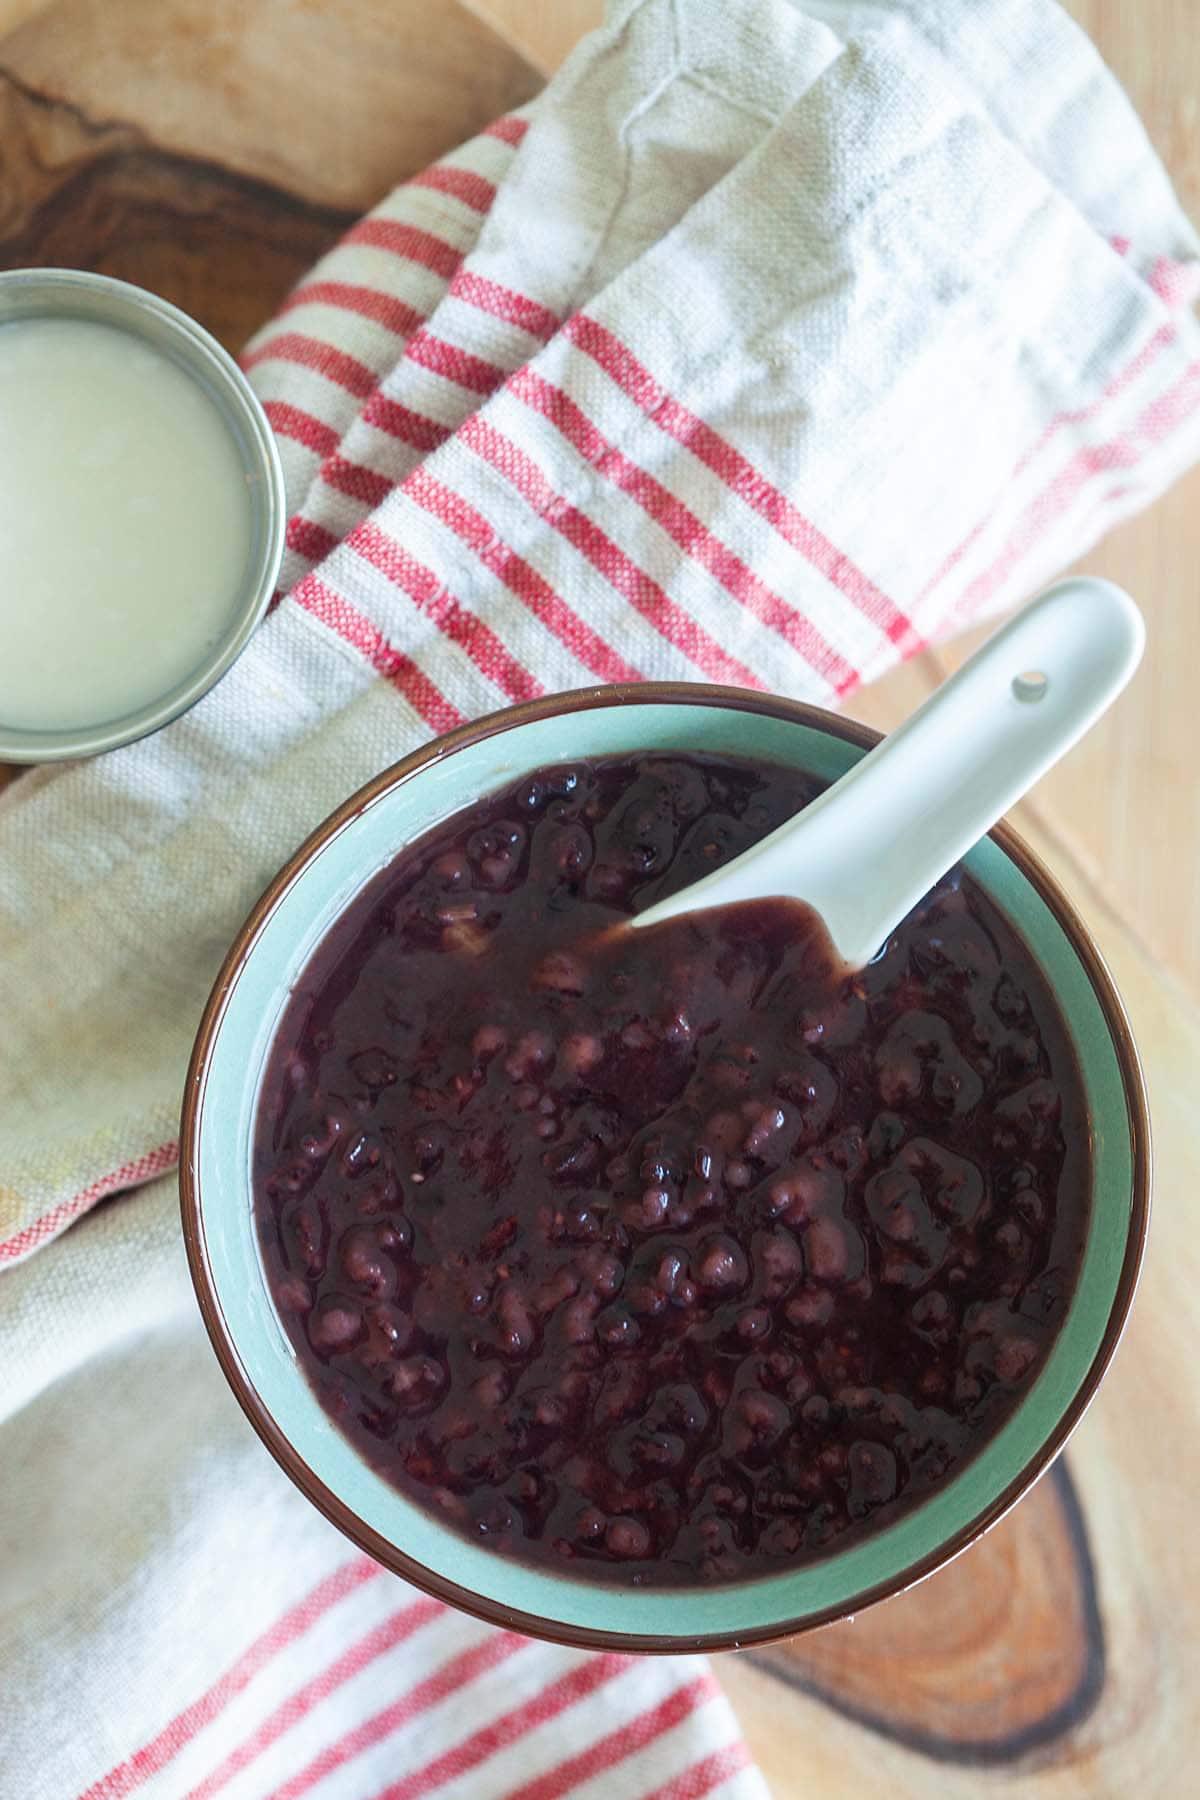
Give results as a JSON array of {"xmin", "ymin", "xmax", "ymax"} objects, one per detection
[{"xmin": 182, "ymin": 691, "xmax": 1147, "ymax": 1651}]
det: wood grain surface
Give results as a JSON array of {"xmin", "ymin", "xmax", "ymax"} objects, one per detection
[{"xmin": 1, "ymin": 3, "xmax": 1197, "ymax": 1792}]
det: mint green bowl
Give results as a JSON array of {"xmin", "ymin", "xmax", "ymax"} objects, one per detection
[{"xmin": 181, "ymin": 686, "xmax": 1149, "ymax": 1653}]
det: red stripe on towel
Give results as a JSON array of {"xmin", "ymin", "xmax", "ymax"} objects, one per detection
[
  {"xmin": 76, "ymin": 1559, "xmax": 381, "ymax": 1800},
  {"xmin": 460, "ymin": 414, "xmax": 765, "ymax": 688},
  {"xmin": 510, "ymin": 366, "xmax": 857, "ymax": 693},
  {"xmin": 363, "ymin": 393, "xmax": 454, "ymax": 454},
  {"xmin": 956, "ymin": 356, "xmax": 1200, "ymax": 617},
  {"xmin": 263, "ymin": 400, "xmax": 340, "ymax": 460},
  {"xmin": 371, "ymin": 1652, "xmax": 637, "ymax": 1800},
  {"xmin": 502, "ymin": 1674, "xmax": 719, "ymax": 1800},
  {"xmin": 406, "ymin": 329, "xmax": 508, "ymax": 396},
  {"xmin": 567, "ymin": 313, "xmax": 922, "ymax": 656},
  {"xmin": 264, "ymin": 1632, "xmax": 530, "ymax": 1800},
  {"xmin": 348, "ymin": 518, "xmax": 544, "ymax": 702},
  {"xmin": 450, "ymin": 270, "xmax": 559, "ymax": 343},
  {"xmin": 341, "ymin": 219, "xmax": 464, "ymax": 282},
  {"xmin": 409, "ymin": 164, "xmax": 497, "ymax": 214},
  {"xmin": 404, "ymin": 465, "xmax": 642, "ymax": 685},
  {"xmin": 242, "ymin": 333, "xmax": 375, "ymax": 399},
  {"xmin": 279, "ymin": 281, "xmax": 424, "ymax": 340},
  {"xmin": 0, "ymin": 1138, "xmax": 180, "ymax": 1266},
  {"xmin": 286, "ymin": 515, "xmax": 340, "ymax": 565},
  {"xmin": 322, "ymin": 454, "xmax": 396, "ymax": 510},
  {"xmin": 918, "ymin": 319, "xmax": 1177, "ymax": 607},
  {"xmin": 641, "ymin": 1740, "xmax": 755, "ymax": 1800},
  {"xmin": 291, "ymin": 575, "xmax": 464, "ymax": 732},
  {"xmin": 485, "ymin": 114, "xmax": 529, "ymax": 147},
  {"xmin": 184, "ymin": 1599, "xmax": 444, "ymax": 1800}
]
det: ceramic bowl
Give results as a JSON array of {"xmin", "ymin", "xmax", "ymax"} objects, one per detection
[{"xmin": 180, "ymin": 684, "xmax": 1149, "ymax": 1653}]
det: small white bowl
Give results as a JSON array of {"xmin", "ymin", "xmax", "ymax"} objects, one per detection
[{"xmin": 0, "ymin": 269, "xmax": 285, "ymax": 763}]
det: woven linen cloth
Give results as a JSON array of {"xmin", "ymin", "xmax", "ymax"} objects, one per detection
[{"xmin": 3, "ymin": 1, "xmax": 1199, "ymax": 1795}]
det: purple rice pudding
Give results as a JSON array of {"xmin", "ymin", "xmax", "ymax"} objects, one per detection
[{"xmin": 253, "ymin": 752, "xmax": 1090, "ymax": 1587}]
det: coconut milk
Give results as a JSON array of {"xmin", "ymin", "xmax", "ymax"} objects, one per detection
[{"xmin": 0, "ymin": 316, "xmax": 254, "ymax": 732}]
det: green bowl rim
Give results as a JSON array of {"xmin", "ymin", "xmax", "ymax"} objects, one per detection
[{"xmin": 179, "ymin": 682, "xmax": 1151, "ymax": 1653}]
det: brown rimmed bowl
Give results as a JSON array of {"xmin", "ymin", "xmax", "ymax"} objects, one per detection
[{"xmin": 180, "ymin": 684, "xmax": 1150, "ymax": 1653}]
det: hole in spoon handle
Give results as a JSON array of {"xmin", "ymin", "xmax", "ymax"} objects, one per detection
[{"xmin": 1012, "ymin": 670, "xmax": 1049, "ymax": 704}]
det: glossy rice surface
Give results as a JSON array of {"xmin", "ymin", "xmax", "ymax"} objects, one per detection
[{"xmin": 254, "ymin": 754, "xmax": 1091, "ymax": 1587}]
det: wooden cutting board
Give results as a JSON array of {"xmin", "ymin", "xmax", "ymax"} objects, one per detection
[{"xmin": 3, "ymin": 3, "xmax": 1197, "ymax": 1792}]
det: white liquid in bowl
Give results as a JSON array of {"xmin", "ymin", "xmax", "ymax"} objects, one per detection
[{"xmin": 0, "ymin": 316, "xmax": 254, "ymax": 732}]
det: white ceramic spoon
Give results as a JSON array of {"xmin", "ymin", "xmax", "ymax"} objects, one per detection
[{"xmin": 631, "ymin": 577, "xmax": 1144, "ymax": 967}]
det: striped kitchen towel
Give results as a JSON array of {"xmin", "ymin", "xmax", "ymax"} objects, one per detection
[{"xmin": 2, "ymin": 1, "xmax": 1198, "ymax": 1795}]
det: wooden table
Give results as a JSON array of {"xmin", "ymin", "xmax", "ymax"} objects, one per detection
[{"xmin": 2, "ymin": 3, "xmax": 1196, "ymax": 1791}]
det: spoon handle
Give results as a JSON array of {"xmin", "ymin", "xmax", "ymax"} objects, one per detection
[{"xmin": 633, "ymin": 577, "xmax": 1144, "ymax": 966}]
